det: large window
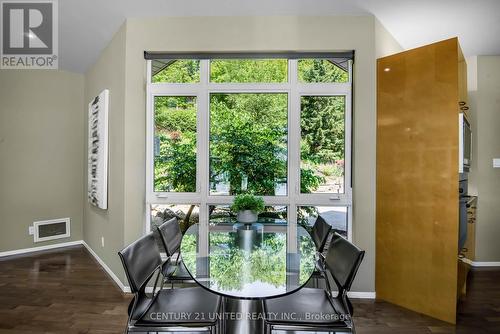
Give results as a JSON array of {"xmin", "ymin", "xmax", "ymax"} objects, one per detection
[{"xmin": 147, "ymin": 56, "xmax": 352, "ymax": 239}]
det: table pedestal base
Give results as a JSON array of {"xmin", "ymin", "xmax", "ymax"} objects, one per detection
[{"xmin": 224, "ymin": 298, "xmax": 264, "ymax": 334}]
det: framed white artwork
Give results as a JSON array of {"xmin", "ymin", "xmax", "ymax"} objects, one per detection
[{"xmin": 88, "ymin": 89, "xmax": 109, "ymax": 209}]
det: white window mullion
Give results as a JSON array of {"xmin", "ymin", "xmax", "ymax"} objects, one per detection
[
  {"xmin": 145, "ymin": 60, "xmax": 153, "ymax": 232},
  {"xmin": 297, "ymin": 83, "xmax": 351, "ymax": 95},
  {"xmin": 205, "ymin": 195, "xmax": 290, "ymax": 205},
  {"xmin": 207, "ymin": 83, "xmax": 290, "ymax": 92},
  {"xmin": 146, "ymin": 61, "xmax": 153, "ymax": 203},
  {"xmin": 288, "ymin": 59, "xmax": 299, "ymax": 218},
  {"xmin": 344, "ymin": 91, "xmax": 353, "ymax": 196},
  {"xmin": 295, "ymin": 195, "xmax": 351, "ymax": 206},
  {"xmin": 287, "ymin": 59, "xmax": 299, "ymax": 252},
  {"xmin": 346, "ymin": 60, "xmax": 354, "ymax": 241},
  {"xmin": 150, "ymin": 84, "xmax": 200, "ymax": 95},
  {"xmin": 199, "ymin": 60, "xmax": 210, "ymax": 229}
]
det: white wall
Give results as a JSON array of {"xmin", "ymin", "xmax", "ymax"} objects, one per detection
[{"xmin": 0, "ymin": 70, "xmax": 84, "ymax": 252}]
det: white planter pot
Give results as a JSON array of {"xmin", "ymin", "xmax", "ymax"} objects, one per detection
[{"xmin": 237, "ymin": 210, "xmax": 258, "ymax": 223}]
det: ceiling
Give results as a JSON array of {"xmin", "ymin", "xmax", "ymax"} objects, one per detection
[{"xmin": 59, "ymin": 0, "xmax": 500, "ymax": 73}]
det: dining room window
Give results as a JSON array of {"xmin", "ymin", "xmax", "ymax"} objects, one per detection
[{"xmin": 146, "ymin": 55, "xmax": 353, "ymax": 240}]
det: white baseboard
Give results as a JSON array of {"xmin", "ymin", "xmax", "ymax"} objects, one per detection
[
  {"xmin": 348, "ymin": 291, "xmax": 376, "ymax": 299},
  {"xmin": 0, "ymin": 240, "xmax": 83, "ymax": 258},
  {"xmin": 81, "ymin": 241, "xmax": 130, "ymax": 293},
  {"xmin": 471, "ymin": 261, "xmax": 500, "ymax": 267}
]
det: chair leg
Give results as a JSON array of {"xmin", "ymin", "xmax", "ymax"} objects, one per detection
[
  {"xmin": 265, "ymin": 323, "xmax": 272, "ymax": 334},
  {"xmin": 220, "ymin": 298, "xmax": 224, "ymax": 334},
  {"xmin": 217, "ymin": 318, "xmax": 221, "ymax": 334}
]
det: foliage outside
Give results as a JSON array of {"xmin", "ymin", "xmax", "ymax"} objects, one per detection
[
  {"xmin": 210, "ymin": 59, "xmax": 287, "ymax": 83},
  {"xmin": 297, "ymin": 59, "xmax": 348, "ymax": 83},
  {"xmin": 152, "ymin": 60, "xmax": 200, "ymax": 83},
  {"xmin": 209, "ymin": 92, "xmax": 288, "ymax": 195},
  {"xmin": 154, "ymin": 96, "xmax": 197, "ymax": 192}
]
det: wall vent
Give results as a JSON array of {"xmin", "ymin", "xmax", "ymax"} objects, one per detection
[{"xmin": 33, "ymin": 218, "xmax": 71, "ymax": 243}]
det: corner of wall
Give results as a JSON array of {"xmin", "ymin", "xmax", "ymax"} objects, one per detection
[
  {"xmin": 471, "ymin": 56, "xmax": 500, "ymax": 263},
  {"xmin": 83, "ymin": 20, "xmax": 129, "ymax": 286},
  {"xmin": 374, "ymin": 17, "xmax": 403, "ymax": 59}
]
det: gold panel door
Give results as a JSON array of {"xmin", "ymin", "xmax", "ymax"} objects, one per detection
[{"xmin": 376, "ymin": 38, "xmax": 462, "ymax": 324}]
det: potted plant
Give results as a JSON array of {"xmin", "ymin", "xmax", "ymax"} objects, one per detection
[{"xmin": 231, "ymin": 194, "xmax": 265, "ymax": 223}]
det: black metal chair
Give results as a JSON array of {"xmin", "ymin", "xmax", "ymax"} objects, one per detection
[
  {"xmin": 312, "ymin": 215, "xmax": 333, "ymax": 254},
  {"xmin": 118, "ymin": 232, "xmax": 222, "ymax": 333},
  {"xmin": 309, "ymin": 215, "xmax": 333, "ymax": 287},
  {"xmin": 157, "ymin": 217, "xmax": 194, "ymax": 287},
  {"xmin": 263, "ymin": 232, "xmax": 365, "ymax": 334}
]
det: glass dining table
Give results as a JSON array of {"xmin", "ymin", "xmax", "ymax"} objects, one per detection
[{"xmin": 180, "ymin": 222, "xmax": 317, "ymax": 334}]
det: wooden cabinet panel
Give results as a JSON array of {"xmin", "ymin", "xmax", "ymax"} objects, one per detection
[
  {"xmin": 376, "ymin": 38, "xmax": 464, "ymax": 324},
  {"xmin": 458, "ymin": 57, "xmax": 468, "ymax": 105},
  {"xmin": 457, "ymin": 259, "xmax": 470, "ymax": 297}
]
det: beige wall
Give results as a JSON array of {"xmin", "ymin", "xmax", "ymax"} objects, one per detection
[
  {"xmin": 0, "ymin": 70, "xmax": 84, "ymax": 252},
  {"xmin": 83, "ymin": 24, "xmax": 128, "ymax": 282},
  {"xmin": 120, "ymin": 15, "xmax": 381, "ymax": 292},
  {"xmin": 375, "ymin": 18, "xmax": 403, "ymax": 59},
  {"xmin": 471, "ymin": 56, "xmax": 500, "ymax": 262}
]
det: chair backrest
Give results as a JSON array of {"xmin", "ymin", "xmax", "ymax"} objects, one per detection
[
  {"xmin": 325, "ymin": 232, "xmax": 365, "ymax": 292},
  {"xmin": 118, "ymin": 232, "xmax": 162, "ymax": 293},
  {"xmin": 157, "ymin": 217, "xmax": 182, "ymax": 256},
  {"xmin": 311, "ymin": 215, "xmax": 332, "ymax": 253}
]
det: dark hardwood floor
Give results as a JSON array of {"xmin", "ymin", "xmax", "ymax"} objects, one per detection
[
  {"xmin": 0, "ymin": 246, "xmax": 499, "ymax": 333},
  {"xmin": 0, "ymin": 246, "xmax": 131, "ymax": 334}
]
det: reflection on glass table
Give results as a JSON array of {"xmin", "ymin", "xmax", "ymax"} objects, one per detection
[{"xmin": 180, "ymin": 223, "xmax": 316, "ymax": 299}]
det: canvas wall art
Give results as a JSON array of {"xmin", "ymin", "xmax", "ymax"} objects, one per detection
[{"xmin": 88, "ymin": 89, "xmax": 109, "ymax": 209}]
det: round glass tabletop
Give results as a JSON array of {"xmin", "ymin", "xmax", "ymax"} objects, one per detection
[{"xmin": 180, "ymin": 223, "xmax": 317, "ymax": 299}]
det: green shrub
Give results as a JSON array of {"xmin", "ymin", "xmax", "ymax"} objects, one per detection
[{"xmin": 231, "ymin": 194, "xmax": 265, "ymax": 213}]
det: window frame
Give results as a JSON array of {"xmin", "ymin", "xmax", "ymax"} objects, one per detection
[{"xmin": 146, "ymin": 57, "xmax": 353, "ymax": 241}]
